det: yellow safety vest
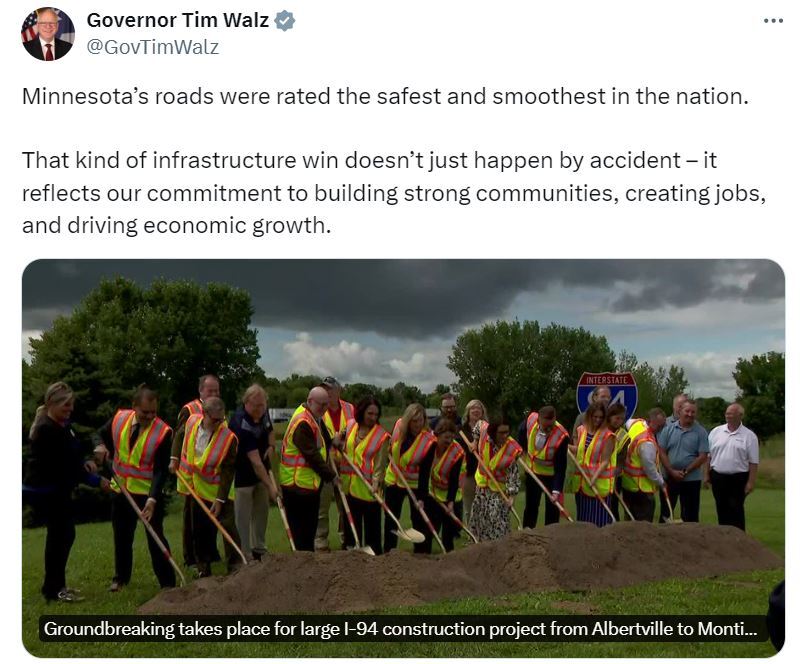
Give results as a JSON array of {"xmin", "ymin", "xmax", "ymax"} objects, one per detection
[
  {"xmin": 525, "ymin": 413, "xmax": 569, "ymax": 475},
  {"xmin": 322, "ymin": 400, "xmax": 355, "ymax": 439},
  {"xmin": 572, "ymin": 426, "xmax": 616, "ymax": 497},
  {"xmin": 475, "ymin": 434, "xmax": 522, "ymax": 489},
  {"xmin": 622, "ymin": 419, "xmax": 661, "ymax": 494},
  {"xmin": 110, "ymin": 409, "xmax": 171, "ymax": 496},
  {"xmin": 178, "ymin": 414, "xmax": 237, "ymax": 501},
  {"xmin": 339, "ymin": 420, "xmax": 389, "ymax": 501},
  {"xmin": 280, "ymin": 406, "xmax": 326, "ymax": 491},
  {"xmin": 429, "ymin": 440, "xmax": 466, "ymax": 503},
  {"xmin": 384, "ymin": 419, "xmax": 437, "ymax": 489}
]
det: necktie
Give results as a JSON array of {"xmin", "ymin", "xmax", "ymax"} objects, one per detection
[{"xmin": 45, "ymin": 43, "xmax": 53, "ymax": 61}]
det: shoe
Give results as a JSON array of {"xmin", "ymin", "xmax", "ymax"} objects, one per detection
[
  {"xmin": 108, "ymin": 580, "xmax": 126, "ymax": 592},
  {"xmin": 196, "ymin": 564, "xmax": 211, "ymax": 578},
  {"xmin": 65, "ymin": 587, "xmax": 83, "ymax": 596},
  {"xmin": 55, "ymin": 589, "xmax": 83, "ymax": 603}
]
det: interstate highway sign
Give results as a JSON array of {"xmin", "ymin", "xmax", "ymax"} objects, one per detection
[{"xmin": 576, "ymin": 372, "xmax": 638, "ymax": 419}]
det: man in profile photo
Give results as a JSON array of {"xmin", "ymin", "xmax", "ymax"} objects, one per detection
[{"xmin": 22, "ymin": 8, "xmax": 73, "ymax": 61}]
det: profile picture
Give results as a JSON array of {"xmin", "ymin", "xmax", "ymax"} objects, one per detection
[{"xmin": 21, "ymin": 7, "xmax": 74, "ymax": 61}]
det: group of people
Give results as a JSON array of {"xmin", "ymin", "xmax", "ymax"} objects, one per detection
[{"xmin": 22, "ymin": 377, "xmax": 761, "ymax": 603}]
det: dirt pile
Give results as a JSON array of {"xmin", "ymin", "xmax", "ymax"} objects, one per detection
[{"xmin": 140, "ymin": 522, "xmax": 782, "ymax": 615}]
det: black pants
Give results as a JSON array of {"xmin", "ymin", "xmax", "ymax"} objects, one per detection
[
  {"xmin": 659, "ymin": 479, "xmax": 701, "ymax": 522},
  {"xmin": 383, "ymin": 484, "xmax": 430, "ymax": 553},
  {"xmin": 111, "ymin": 492, "xmax": 175, "ymax": 587},
  {"xmin": 282, "ymin": 487, "xmax": 321, "ymax": 552},
  {"xmin": 623, "ymin": 490, "xmax": 656, "ymax": 522},
  {"xmin": 189, "ymin": 498, "xmax": 240, "ymax": 569},
  {"xmin": 344, "ymin": 496, "xmax": 382, "ymax": 554},
  {"xmin": 28, "ymin": 490, "xmax": 75, "ymax": 600},
  {"xmin": 424, "ymin": 497, "xmax": 462, "ymax": 553},
  {"xmin": 710, "ymin": 470, "xmax": 749, "ymax": 531},
  {"xmin": 523, "ymin": 473, "xmax": 560, "ymax": 528}
]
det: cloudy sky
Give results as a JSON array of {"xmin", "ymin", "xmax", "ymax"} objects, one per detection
[{"xmin": 22, "ymin": 260, "xmax": 784, "ymax": 398}]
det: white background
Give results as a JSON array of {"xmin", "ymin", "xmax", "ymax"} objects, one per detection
[{"xmin": 2, "ymin": 0, "xmax": 802, "ymax": 662}]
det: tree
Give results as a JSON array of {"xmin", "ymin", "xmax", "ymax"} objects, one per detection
[
  {"xmin": 734, "ymin": 352, "xmax": 785, "ymax": 437},
  {"xmin": 696, "ymin": 396, "xmax": 729, "ymax": 431},
  {"xmin": 23, "ymin": 277, "xmax": 262, "ymax": 431},
  {"xmin": 448, "ymin": 320, "xmax": 615, "ymax": 426},
  {"xmin": 617, "ymin": 351, "xmax": 689, "ymax": 416}
]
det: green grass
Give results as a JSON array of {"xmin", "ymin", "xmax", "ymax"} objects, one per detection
[{"xmin": 22, "ymin": 481, "xmax": 783, "ymax": 658}]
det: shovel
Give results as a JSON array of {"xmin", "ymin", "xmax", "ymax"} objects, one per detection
[
  {"xmin": 113, "ymin": 473, "xmax": 186, "ymax": 586},
  {"xmin": 340, "ymin": 452, "xmax": 424, "ymax": 544},
  {"xmin": 436, "ymin": 499, "xmax": 479, "ymax": 543},
  {"xmin": 388, "ymin": 458, "xmax": 447, "ymax": 553},
  {"xmin": 661, "ymin": 485, "xmax": 683, "ymax": 524},
  {"xmin": 177, "ymin": 473, "xmax": 249, "ymax": 566},
  {"xmin": 267, "ymin": 468, "xmax": 296, "ymax": 551},
  {"xmin": 329, "ymin": 456, "xmax": 375, "ymax": 555},
  {"xmin": 517, "ymin": 457, "xmax": 574, "ymax": 523}
]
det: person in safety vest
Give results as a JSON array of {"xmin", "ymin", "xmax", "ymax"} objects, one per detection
[
  {"xmin": 382, "ymin": 403, "xmax": 437, "ymax": 553},
  {"xmin": 423, "ymin": 418, "xmax": 466, "ymax": 552},
  {"xmin": 573, "ymin": 386, "xmax": 611, "ymax": 444},
  {"xmin": 468, "ymin": 416, "xmax": 522, "ymax": 542},
  {"xmin": 621, "ymin": 415, "xmax": 666, "ymax": 521},
  {"xmin": 175, "ymin": 396, "xmax": 240, "ymax": 577},
  {"xmin": 313, "ymin": 376, "xmax": 355, "ymax": 552},
  {"xmin": 334, "ymin": 395, "xmax": 389, "ymax": 555},
  {"xmin": 606, "ymin": 403, "xmax": 629, "ymax": 521},
  {"xmin": 571, "ymin": 402, "xmax": 615, "ymax": 527},
  {"xmin": 93, "ymin": 385, "xmax": 175, "ymax": 592},
  {"xmin": 169, "ymin": 373, "xmax": 221, "ymax": 568},
  {"xmin": 280, "ymin": 386, "xmax": 339, "ymax": 551},
  {"xmin": 518, "ymin": 405, "xmax": 569, "ymax": 528}
]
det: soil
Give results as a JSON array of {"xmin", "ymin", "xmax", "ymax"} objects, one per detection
[{"xmin": 139, "ymin": 521, "xmax": 782, "ymax": 615}]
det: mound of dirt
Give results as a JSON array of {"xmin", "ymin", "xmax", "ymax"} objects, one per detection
[{"xmin": 139, "ymin": 522, "xmax": 781, "ymax": 615}]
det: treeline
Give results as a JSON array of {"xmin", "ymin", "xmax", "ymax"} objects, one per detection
[
  {"xmin": 22, "ymin": 278, "xmax": 784, "ymax": 439},
  {"xmin": 22, "ymin": 278, "xmax": 784, "ymax": 527}
]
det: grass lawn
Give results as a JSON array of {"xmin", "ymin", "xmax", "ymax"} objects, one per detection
[{"xmin": 22, "ymin": 478, "xmax": 783, "ymax": 658}]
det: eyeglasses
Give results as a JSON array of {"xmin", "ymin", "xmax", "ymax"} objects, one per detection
[{"xmin": 38, "ymin": 22, "xmax": 58, "ymax": 27}]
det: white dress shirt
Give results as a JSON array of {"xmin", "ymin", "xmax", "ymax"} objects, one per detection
[{"xmin": 708, "ymin": 423, "xmax": 759, "ymax": 474}]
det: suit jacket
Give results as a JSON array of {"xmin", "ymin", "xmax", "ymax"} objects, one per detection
[{"xmin": 24, "ymin": 37, "xmax": 73, "ymax": 60}]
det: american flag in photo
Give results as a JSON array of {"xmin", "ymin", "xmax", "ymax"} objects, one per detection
[{"xmin": 21, "ymin": 10, "xmax": 38, "ymax": 42}]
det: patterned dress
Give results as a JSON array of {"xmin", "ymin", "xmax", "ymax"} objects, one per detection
[{"xmin": 469, "ymin": 457, "xmax": 520, "ymax": 541}]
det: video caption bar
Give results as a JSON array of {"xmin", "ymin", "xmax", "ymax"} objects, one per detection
[{"xmin": 40, "ymin": 615, "xmax": 769, "ymax": 643}]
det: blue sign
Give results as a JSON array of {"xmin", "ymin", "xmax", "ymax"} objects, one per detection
[{"xmin": 576, "ymin": 372, "xmax": 638, "ymax": 420}]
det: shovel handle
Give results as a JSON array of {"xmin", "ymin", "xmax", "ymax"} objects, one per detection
[
  {"xmin": 517, "ymin": 457, "xmax": 574, "ymax": 523},
  {"xmin": 615, "ymin": 490, "xmax": 636, "ymax": 521},
  {"xmin": 388, "ymin": 458, "xmax": 447, "ymax": 554},
  {"xmin": 436, "ymin": 499, "xmax": 479, "ymax": 543},
  {"xmin": 566, "ymin": 450, "xmax": 617, "ymax": 523},
  {"xmin": 115, "ymin": 474, "xmax": 186, "ymax": 586},
  {"xmin": 330, "ymin": 456, "xmax": 363, "ymax": 548},
  {"xmin": 177, "ymin": 473, "xmax": 248, "ymax": 566},
  {"xmin": 267, "ymin": 469, "xmax": 296, "ymax": 551}
]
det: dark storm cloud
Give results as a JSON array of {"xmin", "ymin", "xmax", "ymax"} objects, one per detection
[{"xmin": 22, "ymin": 259, "xmax": 783, "ymax": 338}]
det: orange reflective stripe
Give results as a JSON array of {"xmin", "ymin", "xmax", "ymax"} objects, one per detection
[
  {"xmin": 431, "ymin": 441, "xmax": 464, "ymax": 489},
  {"xmin": 399, "ymin": 431, "xmax": 436, "ymax": 481},
  {"xmin": 184, "ymin": 399, "xmax": 204, "ymax": 416},
  {"xmin": 111, "ymin": 410, "xmax": 170, "ymax": 481}
]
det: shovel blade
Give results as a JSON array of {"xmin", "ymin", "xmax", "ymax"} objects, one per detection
[{"xmin": 394, "ymin": 528, "xmax": 426, "ymax": 544}]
